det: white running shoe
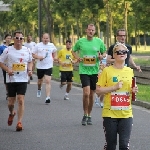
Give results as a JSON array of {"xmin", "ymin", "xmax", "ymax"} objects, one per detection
[
  {"xmin": 100, "ymin": 102, "xmax": 104, "ymax": 108},
  {"xmin": 64, "ymin": 95, "xmax": 69, "ymax": 100},
  {"xmin": 95, "ymin": 97, "xmax": 100, "ymax": 106},
  {"xmin": 45, "ymin": 98, "xmax": 51, "ymax": 104},
  {"xmin": 37, "ymin": 90, "xmax": 41, "ymax": 98}
]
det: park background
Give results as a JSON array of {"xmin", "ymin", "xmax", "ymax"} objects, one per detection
[{"xmin": 0, "ymin": 0, "xmax": 150, "ymax": 104}]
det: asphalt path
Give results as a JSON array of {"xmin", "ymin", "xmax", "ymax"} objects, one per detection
[{"xmin": 0, "ymin": 70, "xmax": 150, "ymax": 150}]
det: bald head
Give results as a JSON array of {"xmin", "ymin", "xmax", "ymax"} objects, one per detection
[{"xmin": 42, "ymin": 33, "xmax": 50, "ymax": 44}]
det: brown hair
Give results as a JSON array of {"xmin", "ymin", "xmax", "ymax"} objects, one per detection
[
  {"xmin": 116, "ymin": 29, "xmax": 126, "ymax": 36},
  {"xmin": 13, "ymin": 31, "xmax": 23, "ymax": 37}
]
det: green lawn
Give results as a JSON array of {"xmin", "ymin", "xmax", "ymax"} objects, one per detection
[
  {"xmin": 132, "ymin": 58, "xmax": 150, "ymax": 66},
  {"xmin": 52, "ymin": 65, "xmax": 150, "ymax": 103}
]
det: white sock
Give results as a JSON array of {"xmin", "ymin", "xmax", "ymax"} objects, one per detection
[
  {"xmin": 65, "ymin": 93, "xmax": 69, "ymax": 96},
  {"xmin": 46, "ymin": 97, "xmax": 50, "ymax": 100}
]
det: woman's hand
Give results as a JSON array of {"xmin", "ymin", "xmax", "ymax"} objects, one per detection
[{"xmin": 131, "ymin": 85, "xmax": 138, "ymax": 93}]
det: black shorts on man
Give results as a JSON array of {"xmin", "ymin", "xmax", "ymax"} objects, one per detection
[
  {"xmin": 80, "ymin": 74, "xmax": 98, "ymax": 90},
  {"xmin": 37, "ymin": 68, "xmax": 53, "ymax": 79},
  {"xmin": 60, "ymin": 71, "xmax": 73, "ymax": 83},
  {"xmin": 7, "ymin": 82, "xmax": 27, "ymax": 97}
]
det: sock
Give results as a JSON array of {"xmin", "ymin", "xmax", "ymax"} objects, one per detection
[
  {"xmin": 46, "ymin": 96, "xmax": 50, "ymax": 100},
  {"xmin": 65, "ymin": 92, "xmax": 69, "ymax": 96}
]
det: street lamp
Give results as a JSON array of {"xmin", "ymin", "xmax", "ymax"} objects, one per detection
[
  {"xmin": 38, "ymin": 0, "xmax": 42, "ymax": 42},
  {"xmin": 124, "ymin": 1, "xmax": 128, "ymax": 42}
]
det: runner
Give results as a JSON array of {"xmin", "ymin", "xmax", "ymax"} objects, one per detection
[
  {"xmin": 0, "ymin": 34, "xmax": 12, "ymax": 100},
  {"xmin": 72, "ymin": 23, "xmax": 106, "ymax": 126},
  {"xmin": 58, "ymin": 39, "xmax": 77, "ymax": 100},
  {"xmin": 0, "ymin": 31, "xmax": 33, "ymax": 131},
  {"xmin": 95, "ymin": 54, "xmax": 107, "ymax": 108},
  {"xmin": 24, "ymin": 35, "xmax": 36, "ymax": 81},
  {"xmin": 32, "ymin": 33, "xmax": 57, "ymax": 104},
  {"xmin": 107, "ymin": 28, "xmax": 142, "ymax": 72},
  {"xmin": 96, "ymin": 42, "xmax": 138, "ymax": 150}
]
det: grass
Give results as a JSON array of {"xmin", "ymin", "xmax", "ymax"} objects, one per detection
[
  {"xmin": 137, "ymin": 84, "xmax": 150, "ymax": 102},
  {"xmin": 52, "ymin": 65, "xmax": 150, "ymax": 103},
  {"xmin": 133, "ymin": 58, "xmax": 150, "ymax": 66}
]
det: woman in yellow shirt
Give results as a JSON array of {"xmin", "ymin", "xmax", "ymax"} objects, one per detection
[{"xmin": 96, "ymin": 42, "xmax": 138, "ymax": 150}]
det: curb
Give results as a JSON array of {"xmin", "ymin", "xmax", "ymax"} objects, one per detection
[{"xmin": 52, "ymin": 77, "xmax": 150, "ymax": 110}]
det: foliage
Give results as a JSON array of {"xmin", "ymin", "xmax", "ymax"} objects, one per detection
[{"xmin": 0, "ymin": 0, "xmax": 150, "ymax": 44}]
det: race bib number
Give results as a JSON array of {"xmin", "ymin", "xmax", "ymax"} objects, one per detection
[
  {"xmin": 12, "ymin": 63, "xmax": 25, "ymax": 72},
  {"xmin": 62, "ymin": 63, "xmax": 71, "ymax": 68},
  {"xmin": 111, "ymin": 92, "xmax": 130, "ymax": 110},
  {"xmin": 83, "ymin": 55, "xmax": 96, "ymax": 66}
]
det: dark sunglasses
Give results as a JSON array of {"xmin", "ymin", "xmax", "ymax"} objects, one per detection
[
  {"xmin": 117, "ymin": 35, "xmax": 126, "ymax": 37},
  {"xmin": 14, "ymin": 37, "xmax": 24, "ymax": 40},
  {"xmin": 115, "ymin": 50, "xmax": 128, "ymax": 55}
]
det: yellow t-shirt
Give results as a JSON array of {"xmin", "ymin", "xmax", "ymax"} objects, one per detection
[
  {"xmin": 97, "ymin": 65, "xmax": 134, "ymax": 118},
  {"xmin": 58, "ymin": 49, "xmax": 74, "ymax": 71}
]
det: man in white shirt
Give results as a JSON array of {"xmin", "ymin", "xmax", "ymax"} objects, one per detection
[
  {"xmin": 32, "ymin": 33, "xmax": 57, "ymax": 104},
  {"xmin": 0, "ymin": 31, "xmax": 33, "ymax": 131},
  {"xmin": 24, "ymin": 35, "xmax": 36, "ymax": 81}
]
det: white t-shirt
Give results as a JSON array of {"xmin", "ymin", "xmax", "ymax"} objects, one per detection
[
  {"xmin": 0, "ymin": 46, "xmax": 32, "ymax": 83},
  {"xmin": 24, "ymin": 42, "xmax": 36, "ymax": 52},
  {"xmin": 32, "ymin": 42, "xmax": 57, "ymax": 69}
]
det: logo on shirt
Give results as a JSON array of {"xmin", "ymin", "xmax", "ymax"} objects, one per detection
[
  {"xmin": 113, "ymin": 77, "xmax": 118, "ymax": 82},
  {"xmin": 66, "ymin": 55, "xmax": 71, "ymax": 59}
]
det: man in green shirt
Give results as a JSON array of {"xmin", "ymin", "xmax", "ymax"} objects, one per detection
[{"xmin": 72, "ymin": 24, "xmax": 106, "ymax": 126}]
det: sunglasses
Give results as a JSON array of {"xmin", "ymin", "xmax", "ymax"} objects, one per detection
[
  {"xmin": 117, "ymin": 35, "xmax": 126, "ymax": 37},
  {"xmin": 14, "ymin": 37, "xmax": 24, "ymax": 40},
  {"xmin": 115, "ymin": 50, "xmax": 128, "ymax": 55}
]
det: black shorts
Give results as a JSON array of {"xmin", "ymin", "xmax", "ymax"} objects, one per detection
[
  {"xmin": 2, "ymin": 69, "xmax": 6, "ymax": 84},
  {"xmin": 37, "ymin": 68, "xmax": 53, "ymax": 79},
  {"xmin": 7, "ymin": 82, "xmax": 27, "ymax": 97},
  {"xmin": 60, "ymin": 71, "xmax": 73, "ymax": 83},
  {"xmin": 80, "ymin": 74, "xmax": 98, "ymax": 90}
]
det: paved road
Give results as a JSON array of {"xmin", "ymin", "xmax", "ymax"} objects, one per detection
[{"xmin": 0, "ymin": 70, "xmax": 150, "ymax": 150}]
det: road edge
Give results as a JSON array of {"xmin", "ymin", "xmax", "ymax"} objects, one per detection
[{"xmin": 52, "ymin": 77, "xmax": 150, "ymax": 110}]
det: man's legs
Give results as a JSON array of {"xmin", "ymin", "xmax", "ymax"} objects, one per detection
[
  {"xmin": 83, "ymin": 86, "xmax": 90, "ymax": 115},
  {"xmin": 44, "ymin": 75, "xmax": 51, "ymax": 103},
  {"xmin": 17, "ymin": 95, "xmax": 25, "ymax": 123},
  {"xmin": 37, "ymin": 78, "xmax": 43, "ymax": 97},
  {"xmin": 81, "ymin": 86, "xmax": 90, "ymax": 125},
  {"xmin": 8, "ymin": 97, "xmax": 16, "ymax": 115},
  {"xmin": 7, "ymin": 82, "xmax": 27, "ymax": 131},
  {"xmin": 88, "ymin": 89, "xmax": 95, "ymax": 116}
]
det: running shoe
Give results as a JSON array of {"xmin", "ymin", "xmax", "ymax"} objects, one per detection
[
  {"xmin": 28, "ymin": 79, "xmax": 30, "ymax": 84},
  {"xmin": 95, "ymin": 97, "xmax": 100, "ymax": 107},
  {"xmin": 64, "ymin": 95, "xmax": 69, "ymax": 100},
  {"xmin": 81, "ymin": 115, "xmax": 87, "ymax": 126},
  {"xmin": 16, "ymin": 122, "xmax": 23, "ymax": 131},
  {"xmin": 30, "ymin": 76, "xmax": 33, "ymax": 80},
  {"xmin": 59, "ymin": 84, "xmax": 63, "ymax": 89},
  {"xmin": 100, "ymin": 102, "xmax": 104, "ymax": 108},
  {"xmin": 8, "ymin": 112, "xmax": 16, "ymax": 126},
  {"xmin": 45, "ymin": 98, "xmax": 51, "ymax": 104},
  {"xmin": 37, "ymin": 90, "xmax": 41, "ymax": 97},
  {"xmin": 6, "ymin": 93, "xmax": 8, "ymax": 100},
  {"xmin": 87, "ymin": 116, "xmax": 92, "ymax": 125}
]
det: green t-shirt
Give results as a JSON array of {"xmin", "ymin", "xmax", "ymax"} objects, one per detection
[{"xmin": 73, "ymin": 37, "xmax": 106, "ymax": 75}]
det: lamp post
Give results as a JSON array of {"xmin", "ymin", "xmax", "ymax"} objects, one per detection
[
  {"xmin": 38, "ymin": 0, "xmax": 42, "ymax": 42},
  {"xmin": 124, "ymin": 1, "xmax": 128, "ymax": 43}
]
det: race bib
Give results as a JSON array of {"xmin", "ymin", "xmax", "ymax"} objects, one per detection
[
  {"xmin": 62, "ymin": 63, "xmax": 71, "ymax": 68},
  {"xmin": 12, "ymin": 63, "xmax": 25, "ymax": 72},
  {"xmin": 83, "ymin": 55, "xmax": 96, "ymax": 66},
  {"xmin": 110, "ymin": 91, "xmax": 130, "ymax": 110}
]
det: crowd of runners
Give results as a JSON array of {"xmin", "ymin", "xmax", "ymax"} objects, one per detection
[{"xmin": 0, "ymin": 24, "xmax": 141, "ymax": 150}]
